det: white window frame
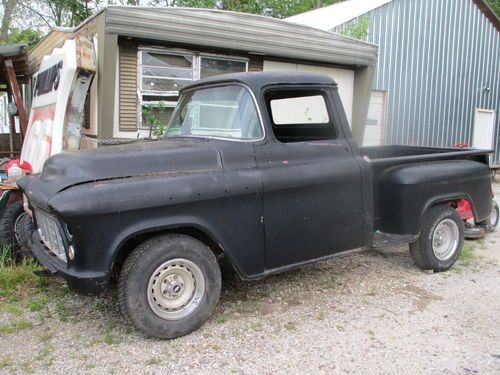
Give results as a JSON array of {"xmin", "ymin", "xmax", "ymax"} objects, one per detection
[{"xmin": 137, "ymin": 46, "xmax": 248, "ymax": 129}]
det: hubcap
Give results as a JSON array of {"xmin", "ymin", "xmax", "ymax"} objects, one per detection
[
  {"xmin": 432, "ymin": 219, "xmax": 459, "ymax": 261},
  {"xmin": 147, "ymin": 258, "xmax": 205, "ymax": 320}
]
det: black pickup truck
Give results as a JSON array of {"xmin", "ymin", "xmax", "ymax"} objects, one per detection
[{"xmin": 19, "ymin": 72, "xmax": 493, "ymax": 339}]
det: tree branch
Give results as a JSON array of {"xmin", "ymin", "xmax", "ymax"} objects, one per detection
[{"xmin": 18, "ymin": 1, "xmax": 54, "ymax": 28}]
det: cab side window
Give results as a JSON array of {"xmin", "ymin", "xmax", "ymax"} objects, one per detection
[{"xmin": 266, "ymin": 90, "xmax": 336, "ymax": 143}]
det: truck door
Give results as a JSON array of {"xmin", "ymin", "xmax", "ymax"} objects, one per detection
[{"xmin": 255, "ymin": 87, "xmax": 369, "ymax": 271}]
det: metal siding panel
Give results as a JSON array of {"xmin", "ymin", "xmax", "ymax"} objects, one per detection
[{"xmin": 344, "ymin": 0, "xmax": 498, "ymax": 164}]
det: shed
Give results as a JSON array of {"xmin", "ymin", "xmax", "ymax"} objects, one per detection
[
  {"xmin": 29, "ymin": 6, "xmax": 379, "ymax": 144},
  {"xmin": 287, "ymin": 0, "xmax": 500, "ymax": 166},
  {"xmin": 0, "ymin": 44, "xmax": 29, "ymax": 156}
]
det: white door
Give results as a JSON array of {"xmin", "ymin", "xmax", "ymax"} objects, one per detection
[
  {"xmin": 263, "ymin": 60, "xmax": 354, "ymax": 126},
  {"xmin": 472, "ymin": 109, "xmax": 496, "ymax": 150},
  {"xmin": 363, "ymin": 91, "xmax": 386, "ymax": 146}
]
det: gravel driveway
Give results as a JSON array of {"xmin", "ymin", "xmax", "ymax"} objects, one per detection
[{"xmin": 1, "ymin": 183, "xmax": 499, "ymax": 375}]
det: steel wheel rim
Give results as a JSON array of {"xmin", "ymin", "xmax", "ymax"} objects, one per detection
[
  {"xmin": 13, "ymin": 212, "xmax": 27, "ymax": 244},
  {"xmin": 432, "ymin": 219, "xmax": 459, "ymax": 261},
  {"xmin": 147, "ymin": 258, "xmax": 205, "ymax": 320},
  {"xmin": 490, "ymin": 205, "xmax": 499, "ymax": 227}
]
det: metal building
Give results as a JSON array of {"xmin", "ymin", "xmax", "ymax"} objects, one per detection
[{"xmin": 287, "ymin": 0, "xmax": 500, "ymax": 166}]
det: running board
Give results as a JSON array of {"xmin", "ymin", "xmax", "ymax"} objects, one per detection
[{"xmin": 371, "ymin": 232, "xmax": 418, "ymax": 249}]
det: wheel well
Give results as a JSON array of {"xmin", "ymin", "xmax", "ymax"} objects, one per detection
[
  {"xmin": 418, "ymin": 196, "xmax": 473, "ymax": 233},
  {"xmin": 111, "ymin": 227, "xmax": 224, "ymax": 280}
]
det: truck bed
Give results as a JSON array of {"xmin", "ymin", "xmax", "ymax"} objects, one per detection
[{"xmin": 360, "ymin": 145, "xmax": 492, "ymax": 235}]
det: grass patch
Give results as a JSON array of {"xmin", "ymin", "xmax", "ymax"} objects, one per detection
[
  {"xmin": 458, "ymin": 242, "xmax": 477, "ymax": 268},
  {"xmin": 284, "ymin": 322, "xmax": 296, "ymax": 332},
  {"xmin": 0, "ymin": 246, "xmax": 42, "ymax": 302},
  {"xmin": 1, "ymin": 302, "xmax": 23, "ymax": 315},
  {"xmin": 0, "ymin": 319, "xmax": 33, "ymax": 335},
  {"xmin": 28, "ymin": 296, "xmax": 49, "ymax": 312},
  {"xmin": 451, "ymin": 241, "xmax": 482, "ymax": 273}
]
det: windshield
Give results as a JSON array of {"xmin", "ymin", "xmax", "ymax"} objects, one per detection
[{"xmin": 164, "ymin": 85, "xmax": 263, "ymax": 140}]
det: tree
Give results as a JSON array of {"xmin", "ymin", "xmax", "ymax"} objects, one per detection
[
  {"xmin": 17, "ymin": 0, "xmax": 101, "ymax": 28},
  {"xmin": 5, "ymin": 27, "xmax": 43, "ymax": 48},
  {"xmin": 0, "ymin": 0, "xmax": 19, "ymax": 44},
  {"xmin": 169, "ymin": 0, "xmax": 343, "ymax": 18}
]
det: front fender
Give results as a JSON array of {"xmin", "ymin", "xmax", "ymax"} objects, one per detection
[{"xmin": 108, "ymin": 215, "xmax": 249, "ymax": 279}]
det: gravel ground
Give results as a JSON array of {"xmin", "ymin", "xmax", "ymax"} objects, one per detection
[{"xmin": 1, "ymin": 183, "xmax": 499, "ymax": 375}]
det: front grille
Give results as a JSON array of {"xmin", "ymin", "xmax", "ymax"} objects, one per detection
[{"xmin": 34, "ymin": 210, "xmax": 67, "ymax": 263}]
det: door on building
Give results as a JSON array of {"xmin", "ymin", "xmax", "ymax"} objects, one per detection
[
  {"xmin": 362, "ymin": 90, "xmax": 386, "ymax": 146},
  {"xmin": 262, "ymin": 60, "xmax": 355, "ymax": 127},
  {"xmin": 472, "ymin": 109, "xmax": 496, "ymax": 164}
]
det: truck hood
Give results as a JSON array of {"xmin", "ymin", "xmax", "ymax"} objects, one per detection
[{"xmin": 18, "ymin": 137, "xmax": 223, "ymax": 206}]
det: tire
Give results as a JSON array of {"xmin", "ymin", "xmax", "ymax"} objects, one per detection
[
  {"xmin": 118, "ymin": 234, "xmax": 221, "ymax": 339},
  {"xmin": 0, "ymin": 201, "xmax": 27, "ymax": 258},
  {"xmin": 409, "ymin": 205, "xmax": 464, "ymax": 272},
  {"xmin": 477, "ymin": 200, "xmax": 499, "ymax": 233}
]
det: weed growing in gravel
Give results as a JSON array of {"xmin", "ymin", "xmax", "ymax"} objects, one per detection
[
  {"xmin": 284, "ymin": 322, "xmax": 296, "ymax": 331},
  {"xmin": 324, "ymin": 273, "xmax": 338, "ymax": 289},
  {"xmin": 456, "ymin": 242, "xmax": 478, "ymax": 269},
  {"xmin": 145, "ymin": 357, "xmax": 162, "ymax": 366},
  {"xmin": 216, "ymin": 314, "xmax": 227, "ymax": 324},
  {"xmin": 250, "ymin": 320, "xmax": 264, "ymax": 331},
  {"xmin": 0, "ymin": 319, "xmax": 33, "ymax": 334},
  {"xmin": 237, "ymin": 300, "xmax": 261, "ymax": 314},
  {"xmin": 256, "ymin": 288, "xmax": 271, "ymax": 298},
  {"xmin": 39, "ymin": 330, "xmax": 54, "ymax": 343},
  {"xmin": 316, "ymin": 310, "xmax": 326, "ymax": 321},
  {"xmin": 0, "ymin": 357, "xmax": 13, "ymax": 369}
]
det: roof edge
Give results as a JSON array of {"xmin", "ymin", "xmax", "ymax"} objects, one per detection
[{"xmin": 473, "ymin": 0, "xmax": 500, "ymax": 32}]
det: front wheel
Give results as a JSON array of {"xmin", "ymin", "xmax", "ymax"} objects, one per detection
[
  {"xmin": 410, "ymin": 205, "xmax": 464, "ymax": 272},
  {"xmin": 118, "ymin": 234, "xmax": 221, "ymax": 339},
  {"xmin": 0, "ymin": 201, "xmax": 33, "ymax": 259}
]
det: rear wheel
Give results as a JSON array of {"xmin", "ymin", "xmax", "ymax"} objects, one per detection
[
  {"xmin": 491, "ymin": 200, "xmax": 499, "ymax": 229},
  {"xmin": 118, "ymin": 234, "xmax": 221, "ymax": 339},
  {"xmin": 410, "ymin": 205, "xmax": 464, "ymax": 272}
]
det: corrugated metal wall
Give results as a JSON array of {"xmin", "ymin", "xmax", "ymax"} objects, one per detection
[{"xmin": 334, "ymin": 0, "xmax": 500, "ymax": 165}]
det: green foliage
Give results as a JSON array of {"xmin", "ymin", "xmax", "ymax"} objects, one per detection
[
  {"xmin": 175, "ymin": 0, "xmax": 343, "ymax": 18},
  {"xmin": 485, "ymin": 0, "xmax": 500, "ymax": 17},
  {"xmin": 339, "ymin": 16, "xmax": 370, "ymax": 40},
  {"xmin": 143, "ymin": 102, "xmax": 168, "ymax": 138},
  {"xmin": 1, "ymin": 27, "xmax": 43, "ymax": 48}
]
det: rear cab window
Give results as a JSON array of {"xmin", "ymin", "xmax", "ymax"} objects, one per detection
[{"xmin": 265, "ymin": 89, "xmax": 337, "ymax": 143}]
